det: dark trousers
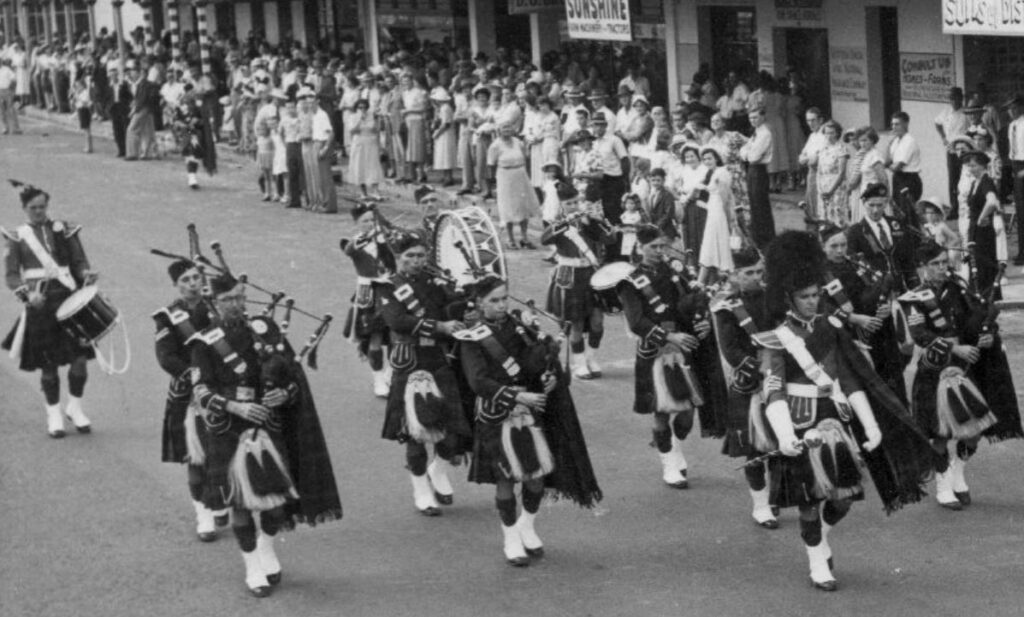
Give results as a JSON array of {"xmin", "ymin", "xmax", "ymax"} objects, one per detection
[
  {"xmin": 891, "ymin": 171, "xmax": 922, "ymax": 205},
  {"xmin": 746, "ymin": 163, "xmax": 775, "ymax": 248},
  {"xmin": 946, "ymin": 152, "xmax": 962, "ymax": 220},
  {"xmin": 110, "ymin": 103, "xmax": 129, "ymax": 156},
  {"xmin": 600, "ymin": 174, "xmax": 627, "ymax": 224},
  {"xmin": 286, "ymin": 142, "xmax": 304, "ymax": 208},
  {"xmin": 1013, "ymin": 161, "xmax": 1024, "ymax": 257}
]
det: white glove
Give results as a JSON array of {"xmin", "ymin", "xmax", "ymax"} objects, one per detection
[
  {"xmin": 849, "ymin": 391, "xmax": 882, "ymax": 452},
  {"xmin": 765, "ymin": 400, "xmax": 802, "ymax": 457}
]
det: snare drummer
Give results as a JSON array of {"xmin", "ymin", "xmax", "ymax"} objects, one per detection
[
  {"xmin": 541, "ymin": 196, "xmax": 616, "ymax": 380},
  {"xmin": 2, "ymin": 181, "xmax": 97, "ymax": 438}
]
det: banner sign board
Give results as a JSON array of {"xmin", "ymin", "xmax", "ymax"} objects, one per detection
[
  {"xmin": 564, "ymin": 0, "xmax": 633, "ymax": 41},
  {"xmin": 943, "ymin": 0, "xmax": 1024, "ymax": 35},
  {"xmin": 900, "ymin": 53, "xmax": 956, "ymax": 103}
]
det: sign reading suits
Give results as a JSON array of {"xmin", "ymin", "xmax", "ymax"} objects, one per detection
[
  {"xmin": 510, "ymin": 0, "xmax": 564, "ymax": 14},
  {"xmin": 943, "ymin": 0, "xmax": 1024, "ymax": 35},
  {"xmin": 564, "ymin": 0, "xmax": 632, "ymax": 41}
]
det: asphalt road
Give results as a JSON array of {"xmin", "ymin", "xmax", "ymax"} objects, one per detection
[{"xmin": 1, "ymin": 117, "xmax": 1024, "ymax": 617}]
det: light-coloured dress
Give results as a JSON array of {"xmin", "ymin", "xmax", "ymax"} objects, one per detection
[
  {"xmin": 403, "ymin": 87, "xmax": 429, "ymax": 163},
  {"xmin": 817, "ymin": 142, "xmax": 850, "ymax": 226},
  {"xmin": 764, "ymin": 91, "xmax": 791, "ymax": 174},
  {"xmin": 527, "ymin": 109, "xmax": 561, "ymax": 187},
  {"xmin": 348, "ymin": 111, "xmax": 383, "ymax": 185},
  {"xmin": 488, "ymin": 137, "xmax": 540, "ymax": 225},
  {"xmin": 707, "ymin": 131, "xmax": 750, "ymax": 211},
  {"xmin": 432, "ymin": 103, "xmax": 457, "ymax": 171},
  {"xmin": 699, "ymin": 166, "xmax": 735, "ymax": 272},
  {"xmin": 338, "ymin": 86, "xmax": 361, "ymax": 151}
]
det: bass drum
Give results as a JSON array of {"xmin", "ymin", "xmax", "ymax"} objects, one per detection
[
  {"xmin": 433, "ymin": 206, "xmax": 508, "ymax": 287},
  {"xmin": 590, "ymin": 261, "xmax": 636, "ymax": 314}
]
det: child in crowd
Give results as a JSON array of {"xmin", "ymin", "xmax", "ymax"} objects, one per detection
[
  {"xmin": 255, "ymin": 116, "xmax": 276, "ymax": 201},
  {"xmin": 270, "ymin": 115, "xmax": 288, "ymax": 203},
  {"xmin": 918, "ymin": 197, "xmax": 962, "ymax": 272},
  {"xmin": 619, "ymin": 192, "xmax": 649, "ymax": 259},
  {"xmin": 630, "ymin": 157, "xmax": 652, "ymax": 211},
  {"xmin": 540, "ymin": 161, "xmax": 579, "ymax": 262},
  {"xmin": 72, "ymin": 69, "xmax": 93, "ymax": 154}
]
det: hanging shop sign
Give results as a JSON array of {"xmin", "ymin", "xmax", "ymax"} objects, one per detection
[
  {"xmin": 900, "ymin": 53, "xmax": 956, "ymax": 103},
  {"xmin": 829, "ymin": 46, "xmax": 868, "ymax": 102},
  {"xmin": 775, "ymin": 0, "xmax": 823, "ymax": 24},
  {"xmin": 942, "ymin": 0, "xmax": 1024, "ymax": 35},
  {"xmin": 509, "ymin": 0, "xmax": 563, "ymax": 14},
  {"xmin": 564, "ymin": 0, "xmax": 632, "ymax": 41}
]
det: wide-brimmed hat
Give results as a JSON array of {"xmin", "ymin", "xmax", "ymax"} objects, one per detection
[
  {"xmin": 541, "ymin": 160, "xmax": 563, "ymax": 173},
  {"xmin": 588, "ymin": 89, "xmax": 608, "ymax": 100},
  {"xmin": 429, "ymin": 88, "xmax": 452, "ymax": 102},
  {"xmin": 916, "ymin": 196, "xmax": 950, "ymax": 217},
  {"xmin": 631, "ymin": 94, "xmax": 650, "ymax": 108},
  {"xmin": 960, "ymin": 149, "xmax": 990, "ymax": 166},
  {"xmin": 616, "ymin": 84, "xmax": 633, "ymax": 97},
  {"xmin": 296, "ymin": 86, "xmax": 316, "ymax": 100}
]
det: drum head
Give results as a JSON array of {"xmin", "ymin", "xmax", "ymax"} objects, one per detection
[
  {"xmin": 56, "ymin": 286, "xmax": 98, "ymax": 321},
  {"xmin": 433, "ymin": 207, "xmax": 507, "ymax": 287},
  {"xmin": 590, "ymin": 262, "xmax": 636, "ymax": 291}
]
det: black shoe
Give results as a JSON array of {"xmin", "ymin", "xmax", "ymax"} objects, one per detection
[
  {"xmin": 954, "ymin": 490, "xmax": 971, "ymax": 506},
  {"xmin": 811, "ymin": 579, "xmax": 838, "ymax": 592},
  {"xmin": 418, "ymin": 506, "xmax": 442, "ymax": 517},
  {"xmin": 756, "ymin": 518, "xmax": 779, "ymax": 530},
  {"xmin": 197, "ymin": 531, "xmax": 217, "ymax": 543},
  {"xmin": 434, "ymin": 491, "xmax": 454, "ymax": 506},
  {"xmin": 48, "ymin": 429, "xmax": 66, "ymax": 439},
  {"xmin": 939, "ymin": 500, "xmax": 963, "ymax": 511},
  {"xmin": 248, "ymin": 584, "xmax": 272, "ymax": 598},
  {"xmin": 525, "ymin": 546, "xmax": 545, "ymax": 558},
  {"xmin": 507, "ymin": 556, "xmax": 530, "ymax": 567},
  {"xmin": 266, "ymin": 572, "xmax": 282, "ymax": 586}
]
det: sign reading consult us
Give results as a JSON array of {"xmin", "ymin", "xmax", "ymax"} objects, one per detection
[
  {"xmin": 564, "ymin": 0, "xmax": 633, "ymax": 41},
  {"xmin": 943, "ymin": 0, "xmax": 1024, "ymax": 35}
]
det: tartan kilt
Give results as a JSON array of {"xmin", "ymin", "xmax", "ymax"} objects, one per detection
[
  {"xmin": 1, "ymin": 287, "xmax": 95, "ymax": 371},
  {"xmin": 200, "ymin": 412, "xmax": 287, "ymax": 512},
  {"xmin": 161, "ymin": 393, "xmax": 191, "ymax": 463},
  {"xmin": 545, "ymin": 265, "xmax": 597, "ymax": 323},
  {"xmin": 381, "ymin": 345, "xmax": 472, "ymax": 447}
]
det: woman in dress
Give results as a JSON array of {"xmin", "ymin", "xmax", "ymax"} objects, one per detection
[
  {"xmin": 338, "ymin": 74, "xmax": 361, "ymax": 159},
  {"xmin": 706, "ymin": 113, "xmax": 750, "ymax": 216},
  {"xmin": 781, "ymin": 79, "xmax": 806, "ymax": 191},
  {"xmin": 816, "ymin": 120, "xmax": 850, "ymax": 226},
  {"xmin": 488, "ymin": 122, "xmax": 540, "ymax": 249},
  {"xmin": 527, "ymin": 97, "xmax": 561, "ymax": 188},
  {"xmin": 697, "ymin": 147, "xmax": 735, "ymax": 282},
  {"xmin": 460, "ymin": 276, "xmax": 602, "ymax": 566},
  {"xmin": 962, "ymin": 150, "xmax": 1003, "ymax": 295},
  {"xmin": 348, "ymin": 98, "xmax": 384, "ymax": 200},
  {"xmin": 402, "ymin": 74, "xmax": 430, "ymax": 183},
  {"xmin": 430, "ymin": 89, "xmax": 457, "ymax": 187},
  {"xmin": 848, "ymin": 127, "xmax": 887, "ymax": 222},
  {"xmin": 378, "ymin": 73, "xmax": 407, "ymax": 182},
  {"xmin": 842, "ymin": 129, "xmax": 865, "ymax": 224},
  {"xmin": 670, "ymin": 144, "xmax": 710, "ymax": 255}
]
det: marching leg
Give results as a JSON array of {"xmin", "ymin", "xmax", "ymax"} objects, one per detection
[
  {"xmin": 496, "ymin": 488, "xmax": 528, "ymax": 567},
  {"xmin": 800, "ymin": 506, "xmax": 837, "ymax": 592},
  {"xmin": 935, "ymin": 465, "xmax": 962, "ymax": 511},
  {"xmin": 192, "ymin": 500, "xmax": 217, "ymax": 542},
  {"xmin": 821, "ymin": 499, "xmax": 850, "ymax": 572},
  {"xmin": 409, "ymin": 442, "xmax": 440, "ymax": 516},
  {"xmin": 427, "ymin": 452, "xmax": 455, "ymax": 506},
  {"xmin": 569, "ymin": 338, "xmax": 592, "ymax": 380},
  {"xmin": 670, "ymin": 410, "xmax": 693, "ymax": 485},
  {"xmin": 257, "ymin": 509, "xmax": 284, "ymax": 585},
  {"xmin": 653, "ymin": 421, "xmax": 686, "ymax": 489},
  {"xmin": 65, "ymin": 359, "xmax": 91, "ymax": 433},
  {"xmin": 41, "ymin": 369, "xmax": 64, "ymax": 438},
  {"xmin": 234, "ymin": 510, "xmax": 271, "ymax": 598},
  {"xmin": 186, "ymin": 159, "xmax": 200, "ymax": 189},
  {"xmin": 745, "ymin": 463, "xmax": 778, "ymax": 528},
  {"xmin": 949, "ymin": 440, "xmax": 971, "ymax": 506},
  {"xmin": 584, "ymin": 312, "xmax": 604, "ymax": 378},
  {"xmin": 518, "ymin": 481, "xmax": 545, "ymax": 558}
]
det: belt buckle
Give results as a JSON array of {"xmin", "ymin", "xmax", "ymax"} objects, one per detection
[
  {"xmin": 662, "ymin": 321, "xmax": 677, "ymax": 332},
  {"xmin": 419, "ymin": 337, "xmax": 435, "ymax": 347},
  {"xmin": 236, "ymin": 386, "xmax": 255, "ymax": 402}
]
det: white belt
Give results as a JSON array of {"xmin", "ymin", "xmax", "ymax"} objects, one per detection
[
  {"xmin": 556, "ymin": 256, "xmax": 591, "ymax": 268},
  {"xmin": 786, "ymin": 383, "xmax": 832, "ymax": 398},
  {"xmin": 22, "ymin": 266, "xmax": 71, "ymax": 281},
  {"xmin": 356, "ymin": 275, "xmax": 388, "ymax": 285}
]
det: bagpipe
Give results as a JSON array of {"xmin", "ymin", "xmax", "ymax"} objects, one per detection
[
  {"xmin": 963, "ymin": 242, "xmax": 1007, "ymax": 343},
  {"xmin": 150, "ymin": 223, "xmax": 333, "ymax": 370}
]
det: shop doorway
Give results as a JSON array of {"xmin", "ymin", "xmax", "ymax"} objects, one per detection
[
  {"xmin": 774, "ymin": 28, "xmax": 831, "ymax": 118},
  {"xmin": 700, "ymin": 6, "xmax": 758, "ymax": 89},
  {"xmin": 493, "ymin": 0, "xmax": 531, "ymax": 54}
]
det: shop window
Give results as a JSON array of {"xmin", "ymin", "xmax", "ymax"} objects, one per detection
[
  {"xmin": 702, "ymin": 6, "xmax": 758, "ymax": 88},
  {"xmin": 963, "ymin": 36, "xmax": 1024, "ymax": 105}
]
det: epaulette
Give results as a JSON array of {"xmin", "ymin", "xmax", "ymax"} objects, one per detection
[
  {"xmin": 152, "ymin": 304, "xmax": 191, "ymax": 325},
  {"xmin": 62, "ymin": 222, "xmax": 83, "ymax": 239},
  {"xmin": 0, "ymin": 226, "xmax": 18, "ymax": 242},
  {"xmin": 710, "ymin": 296, "xmax": 740, "ymax": 313},
  {"xmin": 453, "ymin": 324, "xmax": 493, "ymax": 342},
  {"xmin": 897, "ymin": 288, "xmax": 926, "ymax": 303},
  {"xmin": 751, "ymin": 330, "xmax": 783, "ymax": 350},
  {"xmin": 186, "ymin": 326, "xmax": 225, "ymax": 347},
  {"xmin": 826, "ymin": 315, "xmax": 844, "ymax": 329}
]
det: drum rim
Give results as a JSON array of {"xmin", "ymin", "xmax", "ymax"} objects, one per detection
[
  {"xmin": 55, "ymin": 285, "xmax": 100, "ymax": 321},
  {"xmin": 433, "ymin": 206, "xmax": 507, "ymax": 285},
  {"xmin": 590, "ymin": 262, "xmax": 636, "ymax": 290}
]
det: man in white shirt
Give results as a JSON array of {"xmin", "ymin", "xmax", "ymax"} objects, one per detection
[
  {"xmin": 0, "ymin": 57, "xmax": 19, "ymax": 134},
  {"xmin": 560, "ymin": 87, "xmax": 588, "ymax": 137},
  {"xmin": 739, "ymin": 107, "xmax": 774, "ymax": 247},
  {"xmin": 797, "ymin": 107, "xmax": 827, "ymax": 211},
  {"xmin": 886, "ymin": 111, "xmax": 923, "ymax": 204},
  {"xmin": 588, "ymin": 90, "xmax": 616, "ymax": 134},
  {"xmin": 614, "ymin": 85, "xmax": 635, "ymax": 141},
  {"xmin": 311, "ymin": 95, "xmax": 337, "ymax": 213},
  {"xmin": 1007, "ymin": 96, "xmax": 1024, "ymax": 264},
  {"xmin": 934, "ymin": 87, "xmax": 970, "ymax": 221},
  {"xmin": 591, "ymin": 115, "xmax": 630, "ymax": 224}
]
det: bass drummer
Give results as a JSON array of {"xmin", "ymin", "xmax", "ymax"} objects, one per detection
[
  {"xmin": 541, "ymin": 187, "xmax": 616, "ymax": 380},
  {"xmin": 2, "ymin": 181, "xmax": 97, "ymax": 438}
]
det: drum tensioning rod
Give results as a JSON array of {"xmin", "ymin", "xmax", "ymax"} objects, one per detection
[{"xmin": 245, "ymin": 299, "xmax": 328, "ymax": 322}]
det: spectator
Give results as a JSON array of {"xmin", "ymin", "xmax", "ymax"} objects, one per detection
[
  {"xmin": 934, "ymin": 87, "xmax": 970, "ymax": 220},
  {"xmin": 887, "ymin": 111, "xmax": 923, "ymax": 204},
  {"xmin": 348, "ymin": 97, "xmax": 383, "ymax": 200},
  {"xmin": 798, "ymin": 107, "xmax": 827, "ymax": 216},
  {"xmin": 739, "ymin": 107, "xmax": 774, "ymax": 248},
  {"xmin": 816, "ymin": 120, "xmax": 850, "ymax": 226}
]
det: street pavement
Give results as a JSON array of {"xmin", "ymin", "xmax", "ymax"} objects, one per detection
[{"xmin": 1, "ymin": 115, "xmax": 1024, "ymax": 617}]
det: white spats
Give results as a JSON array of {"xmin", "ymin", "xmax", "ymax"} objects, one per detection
[
  {"xmin": 671, "ymin": 434, "xmax": 688, "ymax": 474},
  {"xmin": 188, "ymin": 173, "xmax": 199, "ymax": 189},
  {"xmin": 427, "ymin": 457, "xmax": 454, "ymax": 499},
  {"xmin": 241, "ymin": 550, "xmax": 270, "ymax": 596},
  {"xmin": 502, "ymin": 523, "xmax": 529, "ymax": 566},
  {"xmin": 192, "ymin": 500, "xmax": 216, "ymax": 540},
  {"xmin": 935, "ymin": 469, "xmax": 962, "ymax": 510},
  {"xmin": 517, "ymin": 511, "xmax": 543, "ymax": 555},
  {"xmin": 45, "ymin": 404, "xmax": 65, "ymax": 438},
  {"xmin": 821, "ymin": 520, "xmax": 833, "ymax": 566},
  {"xmin": 584, "ymin": 345, "xmax": 602, "ymax": 378},
  {"xmin": 410, "ymin": 473, "xmax": 440, "ymax": 514},
  {"xmin": 806, "ymin": 543, "xmax": 837, "ymax": 590},
  {"xmin": 64, "ymin": 396, "xmax": 91, "ymax": 432},
  {"xmin": 372, "ymin": 369, "xmax": 390, "ymax": 398},
  {"xmin": 659, "ymin": 452, "xmax": 687, "ymax": 488},
  {"xmin": 749, "ymin": 488, "xmax": 777, "ymax": 527},
  {"xmin": 950, "ymin": 455, "xmax": 969, "ymax": 494},
  {"xmin": 256, "ymin": 532, "xmax": 281, "ymax": 583},
  {"xmin": 570, "ymin": 352, "xmax": 593, "ymax": 380}
]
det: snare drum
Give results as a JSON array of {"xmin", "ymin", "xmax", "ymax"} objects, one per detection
[
  {"xmin": 590, "ymin": 262, "xmax": 636, "ymax": 314},
  {"xmin": 56, "ymin": 286, "xmax": 119, "ymax": 345}
]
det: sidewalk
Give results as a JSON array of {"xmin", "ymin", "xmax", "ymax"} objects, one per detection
[{"xmin": 17, "ymin": 104, "xmax": 1024, "ymax": 308}]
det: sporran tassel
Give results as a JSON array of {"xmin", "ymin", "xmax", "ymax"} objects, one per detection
[
  {"xmin": 936, "ymin": 367, "xmax": 996, "ymax": 439},
  {"xmin": 807, "ymin": 419, "xmax": 864, "ymax": 501},
  {"xmin": 652, "ymin": 352, "xmax": 693, "ymax": 413},
  {"xmin": 403, "ymin": 370, "xmax": 446, "ymax": 444},
  {"xmin": 500, "ymin": 405, "xmax": 554, "ymax": 481},
  {"xmin": 228, "ymin": 428, "xmax": 298, "ymax": 511},
  {"xmin": 184, "ymin": 401, "xmax": 206, "ymax": 466}
]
